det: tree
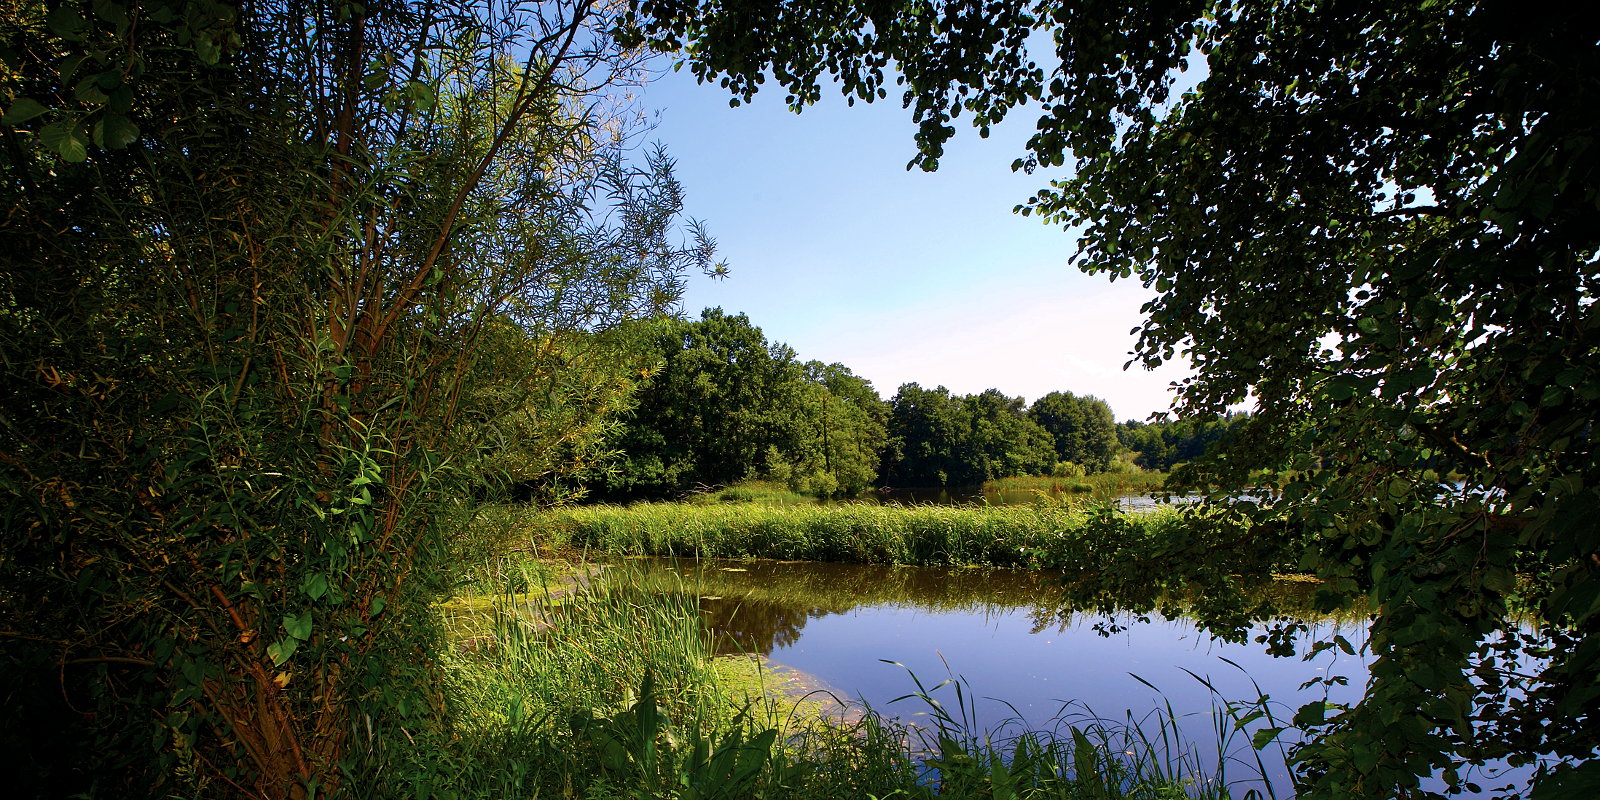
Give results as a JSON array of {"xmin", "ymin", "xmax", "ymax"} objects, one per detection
[
  {"xmin": 1, "ymin": 1, "xmax": 715, "ymax": 795},
  {"xmin": 882, "ymin": 384, "xmax": 1055, "ymax": 486},
  {"xmin": 625, "ymin": 2, "xmax": 1599, "ymax": 796},
  {"xmin": 880, "ymin": 382, "xmax": 967, "ymax": 486},
  {"xmin": 1114, "ymin": 414, "xmax": 1244, "ymax": 473},
  {"xmin": 1029, "ymin": 390, "xmax": 1118, "ymax": 472},
  {"xmin": 595, "ymin": 309, "xmax": 889, "ymax": 497},
  {"xmin": 791, "ymin": 360, "xmax": 890, "ymax": 495}
]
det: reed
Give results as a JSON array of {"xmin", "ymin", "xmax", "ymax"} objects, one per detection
[
  {"xmin": 684, "ymin": 480, "xmax": 822, "ymax": 506},
  {"xmin": 984, "ymin": 472, "xmax": 1169, "ymax": 501},
  {"xmin": 525, "ymin": 501, "xmax": 1186, "ymax": 568}
]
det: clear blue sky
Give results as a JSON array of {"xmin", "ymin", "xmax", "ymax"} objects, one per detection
[{"xmin": 635, "ymin": 65, "xmax": 1193, "ymax": 422}]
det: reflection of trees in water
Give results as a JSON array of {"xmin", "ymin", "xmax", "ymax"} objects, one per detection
[
  {"xmin": 615, "ymin": 559, "xmax": 1354, "ymax": 655},
  {"xmin": 635, "ymin": 559, "xmax": 1078, "ymax": 655},
  {"xmin": 699, "ymin": 596, "xmax": 835, "ymax": 655}
]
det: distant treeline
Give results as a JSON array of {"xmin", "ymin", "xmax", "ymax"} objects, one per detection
[{"xmin": 585, "ymin": 309, "xmax": 1243, "ymax": 500}]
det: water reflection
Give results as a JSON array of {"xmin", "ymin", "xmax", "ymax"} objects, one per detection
[
  {"xmin": 612, "ymin": 558, "xmax": 1365, "ymax": 796},
  {"xmin": 637, "ymin": 560, "xmax": 1074, "ymax": 655}
]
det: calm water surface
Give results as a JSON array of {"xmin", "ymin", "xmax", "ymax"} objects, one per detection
[
  {"xmin": 606, "ymin": 557, "xmax": 1539, "ymax": 796},
  {"xmin": 617, "ymin": 558, "xmax": 1376, "ymax": 794}
]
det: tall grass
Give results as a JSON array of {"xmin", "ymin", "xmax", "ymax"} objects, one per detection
[
  {"xmin": 683, "ymin": 480, "xmax": 821, "ymax": 506},
  {"xmin": 984, "ymin": 472, "xmax": 1169, "ymax": 502},
  {"xmin": 525, "ymin": 501, "xmax": 1186, "ymax": 568}
]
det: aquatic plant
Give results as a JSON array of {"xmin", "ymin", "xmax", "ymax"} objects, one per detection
[
  {"xmin": 984, "ymin": 472, "xmax": 1170, "ymax": 503},
  {"xmin": 526, "ymin": 501, "xmax": 1191, "ymax": 569}
]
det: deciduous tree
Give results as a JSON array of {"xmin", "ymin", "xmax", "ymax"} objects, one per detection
[
  {"xmin": 1, "ymin": 0, "xmax": 715, "ymax": 794},
  {"xmin": 624, "ymin": 1, "xmax": 1600, "ymax": 795}
]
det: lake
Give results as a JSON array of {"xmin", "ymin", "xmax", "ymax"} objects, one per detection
[{"xmin": 609, "ymin": 557, "xmax": 1372, "ymax": 796}]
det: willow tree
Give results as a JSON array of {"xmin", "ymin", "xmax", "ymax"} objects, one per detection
[
  {"xmin": 0, "ymin": 0, "xmax": 714, "ymax": 795},
  {"xmin": 622, "ymin": 1, "xmax": 1598, "ymax": 797}
]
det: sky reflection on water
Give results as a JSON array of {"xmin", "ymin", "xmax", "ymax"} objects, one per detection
[{"xmin": 624, "ymin": 558, "xmax": 1371, "ymax": 794}]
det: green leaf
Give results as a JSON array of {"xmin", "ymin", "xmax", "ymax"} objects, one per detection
[
  {"xmin": 1293, "ymin": 701, "xmax": 1331, "ymax": 727},
  {"xmin": 40, "ymin": 121, "xmax": 88, "ymax": 162},
  {"xmin": 3, "ymin": 98, "xmax": 47, "ymax": 125},
  {"xmin": 47, "ymin": 5, "xmax": 89, "ymax": 41},
  {"xmin": 283, "ymin": 610, "xmax": 313, "ymax": 641},
  {"xmin": 194, "ymin": 35, "xmax": 221, "ymax": 65},
  {"xmin": 1251, "ymin": 726, "xmax": 1285, "ymax": 750},
  {"xmin": 266, "ymin": 638, "xmax": 298, "ymax": 666},
  {"xmin": 302, "ymin": 572, "xmax": 328, "ymax": 600},
  {"xmin": 404, "ymin": 80, "xmax": 436, "ymax": 112},
  {"xmin": 94, "ymin": 113, "xmax": 139, "ymax": 149},
  {"xmin": 1482, "ymin": 567, "xmax": 1516, "ymax": 595},
  {"xmin": 75, "ymin": 75, "xmax": 110, "ymax": 105},
  {"xmin": 108, "ymin": 85, "xmax": 134, "ymax": 114},
  {"xmin": 91, "ymin": 0, "xmax": 128, "ymax": 25},
  {"xmin": 1532, "ymin": 760, "xmax": 1600, "ymax": 800},
  {"xmin": 58, "ymin": 54, "xmax": 88, "ymax": 88}
]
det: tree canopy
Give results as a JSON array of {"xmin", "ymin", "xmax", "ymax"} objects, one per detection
[
  {"xmin": 595, "ymin": 308, "xmax": 889, "ymax": 498},
  {"xmin": 1028, "ymin": 390, "xmax": 1117, "ymax": 473},
  {"xmin": 626, "ymin": 1, "xmax": 1600, "ymax": 796},
  {"xmin": 881, "ymin": 383, "xmax": 1056, "ymax": 487},
  {"xmin": 2, "ymin": 0, "xmax": 714, "ymax": 795}
]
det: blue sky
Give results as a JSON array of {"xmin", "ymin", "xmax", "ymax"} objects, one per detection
[{"xmin": 636, "ymin": 65, "xmax": 1193, "ymax": 422}]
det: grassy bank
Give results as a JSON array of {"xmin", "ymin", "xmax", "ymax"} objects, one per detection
[
  {"xmin": 427, "ymin": 562, "xmax": 1263, "ymax": 800},
  {"xmin": 523, "ymin": 501, "xmax": 1186, "ymax": 568},
  {"xmin": 983, "ymin": 471, "xmax": 1168, "ymax": 501}
]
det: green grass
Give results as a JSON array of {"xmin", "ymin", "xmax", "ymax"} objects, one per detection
[
  {"xmin": 984, "ymin": 472, "xmax": 1169, "ymax": 502},
  {"xmin": 684, "ymin": 480, "xmax": 821, "ymax": 506},
  {"xmin": 524, "ymin": 501, "xmax": 1187, "ymax": 568}
]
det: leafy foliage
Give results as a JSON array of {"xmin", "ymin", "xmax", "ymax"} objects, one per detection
[
  {"xmin": 1028, "ymin": 391, "xmax": 1118, "ymax": 473},
  {"xmin": 0, "ymin": 0, "xmax": 715, "ymax": 795},
  {"xmin": 595, "ymin": 309, "xmax": 889, "ymax": 499},
  {"xmin": 624, "ymin": 1, "xmax": 1600, "ymax": 796},
  {"xmin": 1116, "ymin": 414, "xmax": 1247, "ymax": 474},
  {"xmin": 881, "ymin": 383, "xmax": 1057, "ymax": 487}
]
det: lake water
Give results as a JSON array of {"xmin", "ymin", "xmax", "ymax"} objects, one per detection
[
  {"xmin": 613, "ymin": 558, "xmax": 1372, "ymax": 796},
  {"xmin": 600, "ymin": 557, "xmax": 1545, "ymax": 797}
]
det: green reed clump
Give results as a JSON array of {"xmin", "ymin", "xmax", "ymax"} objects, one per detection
[
  {"xmin": 984, "ymin": 472, "xmax": 1169, "ymax": 502},
  {"xmin": 527, "ymin": 501, "xmax": 1185, "ymax": 568},
  {"xmin": 686, "ymin": 480, "xmax": 821, "ymax": 507}
]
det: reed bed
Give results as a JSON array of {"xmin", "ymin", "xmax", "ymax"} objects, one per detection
[
  {"xmin": 984, "ymin": 471, "xmax": 1169, "ymax": 501},
  {"xmin": 527, "ymin": 501, "xmax": 1185, "ymax": 568}
]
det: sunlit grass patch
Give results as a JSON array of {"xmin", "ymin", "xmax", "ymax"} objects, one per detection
[
  {"xmin": 984, "ymin": 471, "xmax": 1169, "ymax": 502},
  {"xmin": 526, "ymin": 500, "xmax": 1187, "ymax": 569}
]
